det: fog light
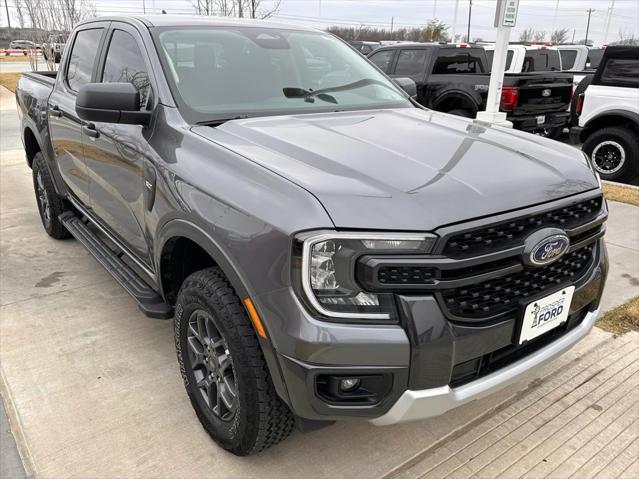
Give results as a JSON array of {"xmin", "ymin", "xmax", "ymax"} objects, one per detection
[{"xmin": 339, "ymin": 378, "xmax": 361, "ymax": 391}]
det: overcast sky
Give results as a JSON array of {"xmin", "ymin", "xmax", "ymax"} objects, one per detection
[{"xmin": 2, "ymin": 0, "xmax": 638, "ymax": 46}]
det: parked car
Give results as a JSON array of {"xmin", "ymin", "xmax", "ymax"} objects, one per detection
[
  {"xmin": 349, "ymin": 40, "xmax": 380, "ymax": 55},
  {"xmin": 571, "ymin": 46, "xmax": 639, "ymax": 182},
  {"xmin": 42, "ymin": 33, "xmax": 68, "ymax": 63},
  {"xmin": 369, "ymin": 43, "xmax": 573, "ymax": 137},
  {"xmin": 7, "ymin": 39, "xmax": 35, "ymax": 54},
  {"xmin": 483, "ymin": 44, "xmax": 562, "ymax": 73},
  {"xmin": 16, "ymin": 16, "xmax": 607, "ymax": 456}
]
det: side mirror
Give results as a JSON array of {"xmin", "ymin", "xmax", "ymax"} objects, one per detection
[
  {"xmin": 76, "ymin": 82, "xmax": 151, "ymax": 125},
  {"xmin": 393, "ymin": 77, "xmax": 417, "ymax": 97}
]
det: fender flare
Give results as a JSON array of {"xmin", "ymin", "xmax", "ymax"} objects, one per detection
[
  {"xmin": 583, "ymin": 109, "xmax": 639, "ymax": 130},
  {"xmin": 155, "ymin": 218, "xmax": 250, "ymax": 300},
  {"xmin": 433, "ymin": 90, "xmax": 480, "ymax": 114}
]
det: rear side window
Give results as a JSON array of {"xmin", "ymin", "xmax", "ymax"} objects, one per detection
[
  {"xmin": 102, "ymin": 30, "xmax": 151, "ymax": 108},
  {"xmin": 432, "ymin": 49, "xmax": 486, "ymax": 74},
  {"xmin": 395, "ymin": 49, "xmax": 428, "ymax": 78},
  {"xmin": 369, "ymin": 50, "xmax": 395, "ymax": 73},
  {"xmin": 587, "ymin": 49, "xmax": 604, "ymax": 69},
  {"xmin": 560, "ymin": 49, "xmax": 578, "ymax": 70},
  {"xmin": 486, "ymin": 50, "xmax": 514, "ymax": 71},
  {"xmin": 600, "ymin": 58, "xmax": 639, "ymax": 87},
  {"xmin": 522, "ymin": 50, "xmax": 561, "ymax": 72},
  {"xmin": 66, "ymin": 28, "xmax": 103, "ymax": 92}
]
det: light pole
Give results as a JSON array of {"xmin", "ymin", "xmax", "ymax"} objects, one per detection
[
  {"xmin": 467, "ymin": 0, "xmax": 473, "ymax": 42},
  {"xmin": 452, "ymin": 0, "xmax": 460, "ymax": 41},
  {"xmin": 476, "ymin": 0, "xmax": 520, "ymax": 127},
  {"xmin": 585, "ymin": 8, "xmax": 594, "ymax": 46},
  {"xmin": 4, "ymin": 0, "xmax": 10, "ymax": 28}
]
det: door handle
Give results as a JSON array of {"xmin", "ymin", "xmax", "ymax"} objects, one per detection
[
  {"xmin": 50, "ymin": 105, "xmax": 62, "ymax": 118},
  {"xmin": 82, "ymin": 123, "xmax": 99, "ymax": 139}
]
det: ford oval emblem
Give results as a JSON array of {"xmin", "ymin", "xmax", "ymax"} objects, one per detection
[
  {"xmin": 542, "ymin": 89, "xmax": 552, "ymax": 97},
  {"xmin": 530, "ymin": 234, "xmax": 570, "ymax": 266}
]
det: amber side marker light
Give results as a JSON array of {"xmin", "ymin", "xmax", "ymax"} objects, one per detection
[{"xmin": 243, "ymin": 297, "xmax": 267, "ymax": 338}]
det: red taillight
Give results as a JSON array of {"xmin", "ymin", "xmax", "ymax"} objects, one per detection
[
  {"xmin": 500, "ymin": 86, "xmax": 519, "ymax": 111},
  {"xmin": 576, "ymin": 93, "xmax": 584, "ymax": 116}
]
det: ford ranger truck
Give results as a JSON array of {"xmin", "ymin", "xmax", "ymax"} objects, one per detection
[{"xmin": 16, "ymin": 16, "xmax": 608, "ymax": 456}]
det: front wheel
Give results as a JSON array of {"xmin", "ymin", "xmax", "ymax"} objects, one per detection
[
  {"xmin": 174, "ymin": 267, "xmax": 294, "ymax": 455},
  {"xmin": 583, "ymin": 126, "xmax": 639, "ymax": 182}
]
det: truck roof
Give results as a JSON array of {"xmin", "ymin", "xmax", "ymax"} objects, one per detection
[{"xmin": 77, "ymin": 14, "xmax": 320, "ymax": 33}]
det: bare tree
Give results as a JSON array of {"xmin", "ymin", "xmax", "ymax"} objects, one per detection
[
  {"xmin": 519, "ymin": 27, "xmax": 534, "ymax": 42},
  {"xmin": 551, "ymin": 28, "xmax": 569, "ymax": 44},
  {"xmin": 610, "ymin": 29, "xmax": 639, "ymax": 46},
  {"xmin": 533, "ymin": 30, "xmax": 546, "ymax": 42}
]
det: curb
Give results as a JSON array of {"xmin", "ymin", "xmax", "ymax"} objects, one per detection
[{"xmin": 602, "ymin": 180, "xmax": 639, "ymax": 191}]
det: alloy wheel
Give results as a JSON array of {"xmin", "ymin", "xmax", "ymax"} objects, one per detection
[
  {"xmin": 186, "ymin": 309, "xmax": 238, "ymax": 421},
  {"xmin": 592, "ymin": 140, "xmax": 625, "ymax": 175}
]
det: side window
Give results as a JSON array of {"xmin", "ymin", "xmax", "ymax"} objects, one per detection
[
  {"xmin": 601, "ymin": 58, "xmax": 639, "ymax": 87},
  {"xmin": 560, "ymin": 49, "xmax": 578, "ymax": 70},
  {"xmin": 102, "ymin": 30, "xmax": 151, "ymax": 108},
  {"xmin": 432, "ymin": 50, "xmax": 485, "ymax": 74},
  {"xmin": 66, "ymin": 28, "xmax": 103, "ymax": 92},
  {"xmin": 395, "ymin": 49, "xmax": 428, "ymax": 78},
  {"xmin": 369, "ymin": 50, "xmax": 394, "ymax": 73}
]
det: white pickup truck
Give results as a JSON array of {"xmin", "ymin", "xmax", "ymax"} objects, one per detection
[
  {"xmin": 570, "ymin": 46, "xmax": 639, "ymax": 182},
  {"xmin": 483, "ymin": 44, "xmax": 562, "ymax": 73}
]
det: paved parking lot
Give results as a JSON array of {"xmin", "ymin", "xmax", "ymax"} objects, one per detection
[{"xmin": 0, "ymin": 77, "xmax": 638, "ymax": 478}]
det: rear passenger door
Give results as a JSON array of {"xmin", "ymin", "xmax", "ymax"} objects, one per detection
[
  {"xmin": 49, "ymin": 23, "xmax": 108, "ymax": 209},
  {"xmin": 390, "ymin": 49, "xmax": 430, "ymax": 83},
  {"xmin": 83, "ymin": 22, "xmax": 156, "ymax": 265}
]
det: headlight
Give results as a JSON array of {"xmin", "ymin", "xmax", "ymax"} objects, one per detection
[{"xmin": 296, "ymin": 232, "xmax": 437, "ymax": 321}]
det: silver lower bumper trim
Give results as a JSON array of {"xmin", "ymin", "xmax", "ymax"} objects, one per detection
[{"xmin": 370, "ymin": 308, "xmax": 600, "ymax": 426}]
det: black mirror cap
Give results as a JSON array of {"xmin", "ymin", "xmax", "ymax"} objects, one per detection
[
  {"xmin": 75, "ymin": 82, "xmax": 151, "ymax": 125},
  {"xmin": 393, "ymin": 77, "xmax": 417, "ymax": 98}
]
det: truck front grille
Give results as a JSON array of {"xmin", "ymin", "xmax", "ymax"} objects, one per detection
[
  {"xmin": 443, "ymin": 196, "xmax": 603, "ymax": 258},
  {"xmin": 440, "ymin": 244, "xmax": 594, "ymax": 320}
]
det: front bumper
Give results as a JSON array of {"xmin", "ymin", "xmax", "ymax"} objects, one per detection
[{"xmin": 371, "ymin": 306, "xmax": 599, "ymax": 425}]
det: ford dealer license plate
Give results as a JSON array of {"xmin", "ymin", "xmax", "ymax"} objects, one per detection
[{"xmin": 519, "ymin": 286, "xmax": 575, "ymax": 344}]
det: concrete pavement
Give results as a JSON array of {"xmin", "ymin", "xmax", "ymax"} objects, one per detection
[{"xmin": 0, "ymin": 83, "xmax": 637, "ymax": 478}]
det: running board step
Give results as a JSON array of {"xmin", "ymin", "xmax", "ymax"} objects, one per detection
[{"xmin": 60, "ymin": 212, "xmax": 172, "ymax": 319}]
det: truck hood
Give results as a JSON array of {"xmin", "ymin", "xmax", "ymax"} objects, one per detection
[{"xmin": 193, "ymin": 108, "xmax": 598, "ymax": 231}]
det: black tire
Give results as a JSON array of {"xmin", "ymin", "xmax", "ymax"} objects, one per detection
[
  {"xmin": 174, "ymin": 267, "xmax": 294, "ymax": 455},
  {"xmin": 54, "ymin": 53, "xmax": 61, "ymax": 63},
  {"xmin": 32, "ymin": 153, "xmax": 71, "ymax": 239},
  {"xmin": 536, "ymin": 126, "xmax": 564, "ymax": 140},
  {"xmin": 570, "ymin": 75, "xmax": 593, "ymax": 126},
  {"xmin": 447, "ymin": 109, "xmax": 474, "ymax": 118},
  {"xmin": 583, "ymin": 126, "xmax": 639, "ymax": 182}
]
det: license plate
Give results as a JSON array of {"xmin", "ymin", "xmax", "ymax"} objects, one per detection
[
  {"xmin": 536, "ymin": 115, "xmax": 546, "ymax": 125},
  {"xmin": 519, "ymin": 286, "xmax": 575, "ymax": 344}
]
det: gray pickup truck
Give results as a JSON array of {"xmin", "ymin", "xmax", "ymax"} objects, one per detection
[{"xmin": 16, "ymin": 15, "xmax": 608, "ymax": 456}]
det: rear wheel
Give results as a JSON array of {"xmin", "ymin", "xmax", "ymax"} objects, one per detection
[
  {"xmin": 174, "ymin": 267, "xmax": 294, "ymax": 455},
  {"xmin": 32, "ymin": 153, "xmax": 71, "ymax": 239},
  {"xmin": 583, "ymin": 126, "xmax": 639, "ymax": 182}
]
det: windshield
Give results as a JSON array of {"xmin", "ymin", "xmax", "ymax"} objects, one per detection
[{"xmin": 154, "ymin": 27, "xmax": 410, "ymax": 123}]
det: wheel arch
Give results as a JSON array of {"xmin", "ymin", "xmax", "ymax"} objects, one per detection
[
  {"xmin": 433, "ymin": 91, "xmax": 479, "ymax": 115},
  {"xmin": 23, "ymin": 125, "xmax": 42, "ymax": 168},
  {"xmin": 156, "ymin": 219, "xmax": 250, "ymax": 306},
  {"xmin": 581, "ymin": 110, "xmax": 639, "ymax": 142}
]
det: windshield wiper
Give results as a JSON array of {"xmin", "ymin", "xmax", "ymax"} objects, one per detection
[
  {"xmin": 283, "ymin": 78, "xmax": 399, "ymax": 104},
  {"xmin": 283, "ymin": 88, "xmax": 338, "ymax": 104},
  {"xmin": 196, "ymin": 115, "xmax": 251, "ymax": 127}
]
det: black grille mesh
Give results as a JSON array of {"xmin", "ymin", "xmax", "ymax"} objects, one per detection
[
  {"xmin": 378, "ymin": 266, "xmax": 437, "ymax": 285},
  {"xmin": 441, "ymin": 245, "xmax": 594, "ymax": 319},
  {"xmin": 443, "ymin": 197, "xmax": 603, "ymax": 257}
]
